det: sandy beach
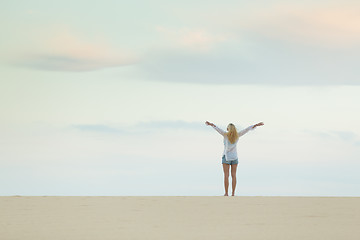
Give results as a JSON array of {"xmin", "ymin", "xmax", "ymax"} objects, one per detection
[{"xmin": 1, "ymin": 196, "xmax": 359, "ymax": 240}]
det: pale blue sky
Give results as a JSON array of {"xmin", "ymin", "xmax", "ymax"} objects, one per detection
[{"xmin": 1, "ymin": 0, "xmax": 360, "ymax": 196}]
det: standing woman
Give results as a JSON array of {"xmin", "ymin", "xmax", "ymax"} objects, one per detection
[{"xmin": 205, "ymin": 121, "xmax": 264, "ymax": 196}]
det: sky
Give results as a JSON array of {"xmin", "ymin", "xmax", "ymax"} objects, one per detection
[{"xmin": 1, "ymin": 0, "xmax": 360, "ymax": 196}]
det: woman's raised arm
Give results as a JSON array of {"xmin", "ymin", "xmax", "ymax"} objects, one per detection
[
  {"xmin": 205, "ymin": 121, "xmax": 226, "ymax": 136},
  {"xmin": 238, "ymin": 122, "xmax": 264, "ymax": 137}
]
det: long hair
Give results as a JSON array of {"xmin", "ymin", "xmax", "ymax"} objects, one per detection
[{"xmin": 226, "ymin": 123, "xmax": 239, "ymax": 144}]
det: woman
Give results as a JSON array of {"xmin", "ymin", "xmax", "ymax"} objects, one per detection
[{"xmin": 205, "ymin": 121, "xmax": 264, "ymax": 196}]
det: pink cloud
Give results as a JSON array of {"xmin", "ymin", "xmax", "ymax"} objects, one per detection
[
  {"xmin": 241, "ymin": 4, "xmax": 360, "ymax": 48},
  {"xmin": 18, "ymin": 27, "xmax": 138, "ymax": 71},
  {"xmin": 156, "ymin": 26, "xmax": 228, "ymax": 52}
]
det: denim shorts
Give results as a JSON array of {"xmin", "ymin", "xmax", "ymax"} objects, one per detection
[{"xmin": 222, "ymin": 155, "xmax": 238, "ymax": 165}]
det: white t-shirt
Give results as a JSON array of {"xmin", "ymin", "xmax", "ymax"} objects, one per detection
[{"xmin": 212, "ymin": 125, "xmax": 255, "ymax": 161}]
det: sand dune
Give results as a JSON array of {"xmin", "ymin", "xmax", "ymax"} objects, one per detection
[{"xmin": 1, "ymin": 196, "xmax": 359, "ymax": 240}]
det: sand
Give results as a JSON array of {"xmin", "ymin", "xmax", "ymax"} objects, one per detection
[{"xmin": 1, "ymin": 196, "xmax": 359, "ymax": 240}]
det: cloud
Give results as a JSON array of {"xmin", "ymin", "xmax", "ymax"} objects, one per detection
[
  {"xmin": 331, "ymin": 131, "xmax": 360, "ymax": 145},
  {"xmin": 73, "ymin": 124, "xmax": 125, "ymax": 134},
  {"xmin": 189, "ymin": 2, "xmax": 360, "ymax": 49},
  {"xmin": 14, "ymin": 28, "xmax": 138, "ymax": 71},
  {"xmin": 156, "ymin": 26, "xmax": 228, "ymax": 52},
  {"xmin": 136, "ymin": 120, "xmax": 205, "ymax": 130},
  {"xmin": 140, "ymin": 46, "xmax": 360, "ymax": 85},
  {"xmin": 72, "ymin": 121, "xmax": 206, "ymax": 135},
  {"xmin": 240, "ymin": 4, "xmax": 360, "ymax": 48},
  {"xmin": 304, "ymin": 129, "xmax": 360, "ymax": 146},
  {"xmin": 136, "ymin": 4, "xmax": 360, "ymax": 86},
  {"xmin": 135, "ymin": 2, "xmax": 360, "ymax": 85}
]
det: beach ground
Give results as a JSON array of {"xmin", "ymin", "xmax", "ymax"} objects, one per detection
[{"xmin": 1, "ymin": 196, "xmax": 359, "ymax": 240}]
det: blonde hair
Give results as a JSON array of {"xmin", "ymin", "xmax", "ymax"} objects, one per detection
[{"xmin": 226, "ymin": 123, "xmax": 239, "ymax": 144}]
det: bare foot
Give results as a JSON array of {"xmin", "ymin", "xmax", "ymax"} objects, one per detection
[{"xmin": 224, "ymin": 193, "xmax": 228, "ymax": 196}]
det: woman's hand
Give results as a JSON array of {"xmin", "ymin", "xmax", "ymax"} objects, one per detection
[
  {"xmin": 254, "ymin": 122, "xmax": 264, "ymax": 128},
  {"xmin": 205, "ymin": 121, "xmax": 215, "ymax": 127}
]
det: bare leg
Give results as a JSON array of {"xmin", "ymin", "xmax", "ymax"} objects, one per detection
[
  {"xmin": 231, "ymin": 164, "xmax": 238, "ymax": 196},
  {"xmin": 222, "ymin": 163, "xmax": 230, "ymax": 196}
]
